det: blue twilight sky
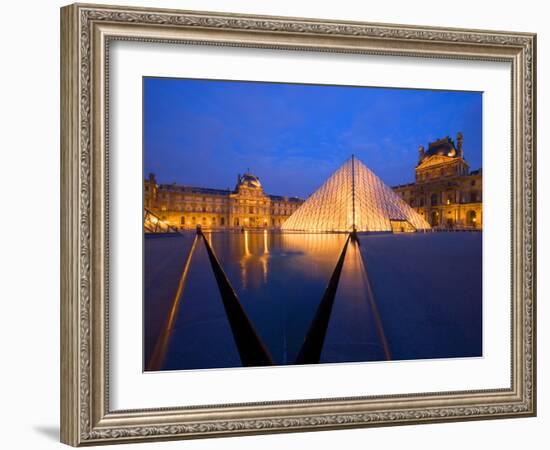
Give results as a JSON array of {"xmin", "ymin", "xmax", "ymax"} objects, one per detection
[{"xmin": 143, "ymin": 77, "xmax": 482, "ymax": 198}]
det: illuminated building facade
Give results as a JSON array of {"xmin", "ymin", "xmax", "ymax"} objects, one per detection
[
  {"xmin": 282, "ymin": 156, "xmax": 430, "ymax": 232},
  {"xmin": 392, "ymin": 133, "xmax": 483, "ymax": 229},
  {"xmin": 144, "ymin": 172, "xmax": 303, "ymax": 230}
]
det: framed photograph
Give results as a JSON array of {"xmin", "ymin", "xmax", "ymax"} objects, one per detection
[{"xmin": 60, "ymin": 3, "xmax": 536, "ymax": 446}]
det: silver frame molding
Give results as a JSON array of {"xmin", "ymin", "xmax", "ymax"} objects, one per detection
[{"xmin": 60, "ymin": 3, "xmax": 536, "ymax": 446}]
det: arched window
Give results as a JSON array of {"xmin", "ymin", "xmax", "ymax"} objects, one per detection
[
  {"xmin": 430, "ymin": 193, "xmax": 439, "ymax": 206},
  {"xmin": 180, "ymin": 216, "xmax": 185, "ymax": 225}
]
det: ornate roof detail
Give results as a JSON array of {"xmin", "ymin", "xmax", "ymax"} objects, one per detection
[
  {"xmin": 426, "ymin": 136, "xmax": 456, "ymax": 157},
  {"xmin": 236, "ymin": 173, "xmax": 262, "ymax": 190},
  {"xmin": 416, "ymin": 154, "xmax": 463, "ymax": 170}
]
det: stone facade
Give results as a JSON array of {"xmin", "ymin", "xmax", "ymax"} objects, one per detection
[
  {"xmin": 144, "ymin": 172, "xmax": 303, "ymax": 230},
  {"xmin": 392, "ymin": 133, "xmax": 482, "ymax": 230}
]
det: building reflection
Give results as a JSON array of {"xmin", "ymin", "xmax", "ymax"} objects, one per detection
[
  {"xmin": 260, "ymin": 231, "xmax": 269, "ymax": 283},
  {"xmin": 237, "ymin": 231, "xmax": 270, "ymax": 289},
  {"xmin": 145, "ymin": 227, "xmax": 483, "ymax": 371},
  {"xmin": 223, "ymin": 232, "xmax": 346, "ymax": 290},
  {"xmin": 280, "ymin": 233, "xmax": 347, "ymax": 255},
  {"xmin": 210, "ymin": 231, "xmax": 349, "ymax": 292}
]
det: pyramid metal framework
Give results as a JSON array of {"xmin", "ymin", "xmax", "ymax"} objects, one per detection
[{"xmin": 282, "ymin": 156, "xmax": 430, "ymax": 232}]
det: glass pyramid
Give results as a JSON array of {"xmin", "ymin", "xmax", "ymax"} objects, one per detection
[{"xmin": 282, "ymin": 156, "xmax": 430, "ymax": 232}]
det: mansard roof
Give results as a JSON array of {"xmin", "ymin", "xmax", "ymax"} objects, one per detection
[
  {"xmin": 269, "ymin": 195, "xmax": 303, "ymax": 203},
  {"xmin": 425, "ymin": 136, "xmax": 458, "ymax": 157},
  {"xmin": 154, "ymin": 179, "xmax": 304, "ymax": 202},
  {"xmin": 158, "ymin": 184, "xmax": 231, "ymax": 196}
]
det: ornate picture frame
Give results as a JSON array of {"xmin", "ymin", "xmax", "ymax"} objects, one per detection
[{"xmin": 60, "ymin": 3, "xmax": 536, "ymax": 446}]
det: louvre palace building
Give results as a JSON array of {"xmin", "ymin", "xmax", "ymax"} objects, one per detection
[
  {"xmin": 392, "ymin": 132, "xmax": 482, "ymax": 229},
  {"xmin": 144, "ymin": 172, "xmax": 304, "ymax": 230},
  {"xmin": 144, "ymin": 132, "xmax": 481, "ymax": 232}
]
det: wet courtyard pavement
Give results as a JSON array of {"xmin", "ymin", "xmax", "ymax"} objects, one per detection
[{"xmin": 144, "ymin": 231, "xmax": 482, "ymax": 371}]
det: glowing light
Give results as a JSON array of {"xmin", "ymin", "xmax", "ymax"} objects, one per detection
[
  {"xmin": 282, "ymin": 156, "xmax": 430, "ymax": 232},
  {"xmin": 260, "ymin": 255, "xmax": 268, "ymax": 282},
  {"xmin": 263, "ymin": 229, "xmax": 269, "ymax": 255},
  {"xmin": 244, "ymin": 230, "xmax": 250, "ymax": 256}
]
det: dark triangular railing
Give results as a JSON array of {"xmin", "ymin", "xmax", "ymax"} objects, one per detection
[
  {"xmin": 198, "ymin": 228, "xmax": 274, "ymax": 367},
  {"xmin": 294, "ymin": 234, "xmax": 352, "ymax": 365},
  {"xmin": 147, "ymin": 228, "xmax": 389, "ymax": 370}
]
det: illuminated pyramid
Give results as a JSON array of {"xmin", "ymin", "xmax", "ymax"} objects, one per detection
[{"xmin": 282, "ymin": 156, "xmax": 430, "ymax": 232}]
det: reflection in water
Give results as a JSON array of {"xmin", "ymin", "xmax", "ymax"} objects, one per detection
[
  {"xmin": 244, "ymin": 230, "xmax": 250, "ymax": 256},
  {"xmin": 321, "ymin": 239, "xmax": 391, "ymax": 363},
  {"xmin": 239, "ymin": 230, "xmax": 269, "ymax": 287},
  {"xmin": 280, "ymin": 232, "xmax": 347, "ymax": 256},
  {"xmin": 144, "ymin": 231, "xmax": 482, "ymax": 370},
  {"xmin": 240, "ymin": 231, "xmax": 250, "ymax": 289},
  {"xmin": 263, "ymin": 230, "xmax": 269, "ymax": 254},
  {"xmin": 260, "ymin": 230, "xmax": 268, "ymax": 283},
  {"xmin": 240, "ymin": 230, "xmax": 265, "ymax": 288},
  {"xmin": 209, "ymin": 232, "xmax": 348, "ymax": 364},
  {"xmin": 224, "ymin": 231, "xmax": 348, "ymax": 292}
]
